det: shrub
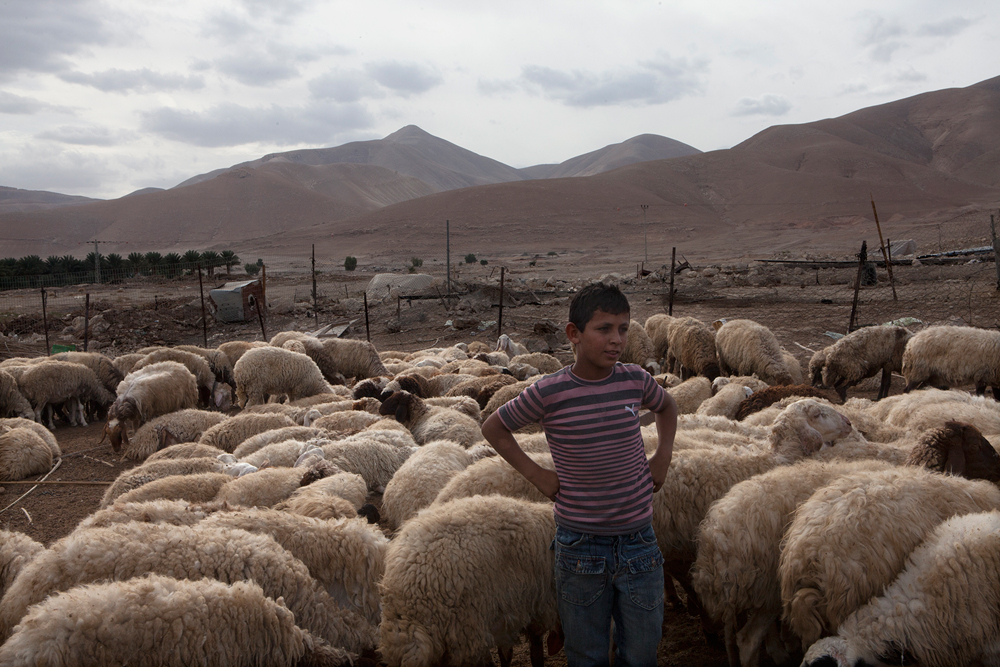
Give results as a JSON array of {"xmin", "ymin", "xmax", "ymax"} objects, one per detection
[
  {"xmin": 244, "ymin": 263, "xmax": 261, "ymax": 276},
  {"xmin": 344, "ymin": 256, "xmax": 357, "ymax": 271},
  {"xmin": 547, "ymin": 251, "xmax": 557, "ymax": 256},
  {"xmin": 480, "ymin": 259, "xmax": 488, "ymax": 266},
  {"xmin": 464, "ymin": 253, "xmax": 476, "ymax": 264},
  {"xmin": 410, "ymin": 257, "xmax": 423, "ymax": 268}
]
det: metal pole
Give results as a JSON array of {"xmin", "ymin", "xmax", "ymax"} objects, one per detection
[
  {"xmin": 198, "ymin": 264, "xmax": 208, "ymax": 348},
  {"xmin": 641, "ymin": 204, "xmax": 649, "ymax": 264},
  {"xmin": 446, "ymin": 219, "xmax": 451, "ymax": 298},
  {"xmin": 869, "ymin": 195, "xmax": 896, "ymax": 300},
  {"xmin": 41, "ymin": 288, "xmax": 50, "ymax": 355},
  {"xmin": 311, "ymin": 244, "xmax": 318, "ymax": 320},
  {"xmin": 497, "ymin": 266, "xmax": 505, "ymax": 339},
  {"xmin": 849, "ymin": 240, "xmax": 867, "ymax": 333},
  {"xmin": 363, "ymin": 292, "xmax": 370, "ymax": 342},
  {"xmin": 669, "ymin": 247, "xmax": 676, "ymax": 316},
  {"xmin": 84, "ymin": 293, "xmax": 90, "ymax": 352}
]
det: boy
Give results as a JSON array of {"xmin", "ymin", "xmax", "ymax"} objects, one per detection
[{"xmin": 481, "ymin": 282, "xmax": 678, "ymax": 667}]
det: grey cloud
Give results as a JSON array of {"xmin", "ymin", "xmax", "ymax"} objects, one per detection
[
  {"xmin": 36, "ymin": 125, "xmax": 134, "ymax": 147},
  {"xmin": 859, "ymin": 15, "xmax": 906, "ymax": 62},
  {"xmin": 0, "ymin": 147, "xmax": 109, "ymax": 193},
  {"xmin": 839, "ymin": 82, "xmax": 870, "ymax": 95},
  {"xmin": 916, "ymin": 16, "xmax": 975, "ymax": 37},
  {"xmin": 364, "ymin": 62, "xmax": 443, "ymax": 96},
  {"xmin": 215, "ymin": 55, "xmax": 300, "ymax": 86},
  {"xmin": 732, "ymin": 94, "xmax": 792, "ymax": 117},
  {"xmin": 892, "ymin": 67, "xmax": 927, "ymax": 83},
  {"xmin": 140, "ymin": 101, "xmax": 374, "ymax": 147},
  {"xmin": 477, "ymin": 78, "xmax": 518, "ymax": 95},
  {"xmin": 309, "ymin": 70, "xmax": 382, "ymax": 103},
  {"xmin": 0, "ymin": 91, "xmax": 72, "ymax": 115},
  {"xmin": 517, "ymin": 52, "xmax": 707, "ymax": 108},
  {"xmin": 59, "ymin": 68, "xmax": 205, "ymax": 93},
  {"xmin": 0, "ymin": 0, "xmax": 108, "ymax": 80}
]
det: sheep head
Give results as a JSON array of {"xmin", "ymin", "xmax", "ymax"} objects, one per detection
[
  {"xmin": 801, "ymin": 636, "xmax": 851, "ymax": 667},
  {"xmin": 156, "ymin": 427, "xmax": 181, "ymax": 451},
  {"xmin": 378, "ymin": 390, "xmax": 419, "ymax": 425},
  {"xmin": 906, "ymin": 421, "xmax": 1000, "ymax": 482},
  {"xmin": 771, "ymin": 399, "xmax": 852, "ymax": 459},
  {"xmin": 298, "ymin": 459, "xmax": 339, "ymax": 486},
  {"xmin": 213, "ymin": 382, "xmax": 233, "ymax": 411},
  {"xmin": 103, "ymin": 396, "xmax": 139, "ymax": 452},
  {"xmin": 353, "ymin": 377, "xmax": 388, "ymax": 401}
]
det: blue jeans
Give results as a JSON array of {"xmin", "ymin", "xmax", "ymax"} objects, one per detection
[{"xmin": 553, "ymin": 524, "xmax": 665, "ymax": 667}]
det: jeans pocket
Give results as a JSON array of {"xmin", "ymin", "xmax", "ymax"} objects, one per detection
[
  {"xmin": 625, "ymin": 542, "xmax": 665, "ymax": 611},
  {"xmin": 555, "ymin": 552, "xmax": 607, "ymax": 606}
]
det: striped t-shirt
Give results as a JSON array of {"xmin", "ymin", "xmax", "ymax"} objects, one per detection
[{"xmin": 497, "ymin": 362, "xmax": 667, "ymax": 535}]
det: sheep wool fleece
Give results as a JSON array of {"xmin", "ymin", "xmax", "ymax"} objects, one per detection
[{"xmin": 497, "ymin": 362, "xmax": 667, "ymax": 535}]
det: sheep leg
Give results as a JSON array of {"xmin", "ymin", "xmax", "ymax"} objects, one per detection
[
  {"xmin": 834, "ymin": 384, "xmax": 848, "ymax": 403},
  {"xmin": 497, "ymin": 645, "xmax": 514, "ymax": 667},
  {"xmin": 735, "ymin": 610, "xmax": 775, "ymax": 667},
  {"xmin": 975, "ymin": 381, "xmax": 987, "ymax": 396},
  {"xmin": 663, "ymin": 567, "xmax": 684, "ymax": 609},
  {"xmin": 74, "ymin": 397, "xmax": 88, "ymax": 427},
  {"xmin": 993, "ymin": 386, "xmax": 1000, "ymax": 401},
  {"xmin": 528, "ymin": 631, "xmax": 546, "ymax": 667},
  {"xmin": 723, "ymin": 619, "xmax": 740, "ymax": 667},
  {"xmin": 877, "ymin": 367, "xmax": 892, "ymax": 401}
]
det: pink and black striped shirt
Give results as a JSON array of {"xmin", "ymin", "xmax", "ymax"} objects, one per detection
[{"xmin": 497, "ymin": 362, "xmax": 667, "ymax": 535}]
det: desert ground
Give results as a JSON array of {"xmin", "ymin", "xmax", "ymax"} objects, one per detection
[{"xmin": 2, "ymin": 248, "xmax": 998, "ymax": 666}]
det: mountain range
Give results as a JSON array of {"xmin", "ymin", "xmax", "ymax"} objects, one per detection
[{"xmin": 1, "ymin": 75, "xmax": 998, "ymax": 264}]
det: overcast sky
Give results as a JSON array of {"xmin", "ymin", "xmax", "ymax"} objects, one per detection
[{"xmin": 1, "ymin": 0, "xmax": 996, "ymax": 199}]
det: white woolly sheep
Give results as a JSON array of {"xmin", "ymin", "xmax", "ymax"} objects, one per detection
[
  {"xmin": 782, "ymin": 349, "xmax": 804, "ymax": 385},
  {"xmin": 379, "ymin": 495, "xmax": 559, "ymax": 667},
  {"xmin": 864, "ymin": 387, "xmax": 1000, "ymax": 435},
  {"xmin": 110, "ymin": 352, "xmax": 144, "ymax": 377},
  {"xmin": 277, "ymin": 334, "xmax": 349, "ymax": 385},
  {"xmin": 433, "ymin": 451, "xmax": 554, "ymax": 507},
  {"xmin": 644, "ymin": 313, "xmax": 673, "ymax": 368},
  {"xmin": 481, "ymin": 379, "xmax": 536, "ymax": 420},
  {"xmin": 217, "ymin": 339, "xmax": 269, "ymax": 368},
  {"xmin": 619, "ymin": 319, "xmax": 661, "ymax": 374},
  {"xmin": 778, "ymin": 466, "xmax": 1000, "ymax": 650},
  {"xmin": 0, "ymin": 529, "xmax": 43, "ymax": 602},
  {"xmin": 51, "ymin": 350, "xmax": 123, "ymax": 397},
  {"xmin": 715, "ymin": 319, "xmax": 795, "ymax": 385},
  {"xmin": 820, "ymin": 325, "xmax": 911, "ymax": 401},
  {"xmin": 0, "ymin": 573, "xmax": 355, "ymax": 667},
  {"xmin": 379, "ymin": 389, "xmax": 483, "ymax": 447},
  {"xmin": 495, "ymin": 334, "xmax": 529, "ymax": 358},
  {"xmin": 320, "ymin": 436, "xmax": 416, "ymax": 493},
  {"xmin": 508, "ymin": 352, "xmax": 564, "ymax": 375},
  {"xmin": 110, "ymin": 472, "xmax": 233, "ymax": 506},
  {"xmin": 317, "ymin": 337, "xmax": 390, "ymax": 380},
  {"xmin": 17, "ymin": 360, "xmax": 114, "ymax": 430},
  {"xmin": 238, "ymin": 438, "xmax": 325, "ymax": 468},
  {"xmin": 231, "ymin": 425, "xmax": 326, "ymax": 458},
  {"xmin": 801, "ymin": 510, "xmax": 1000, "ymax": 667},
  {"xmin": 104, "ymin": 360, "xmax": 199, "ymax": 452},
  {"xmin": 0, "ymin": 427, "xmax": 54, "ymax": 481},
  {"xmin": 0, "ymin": 369, "xmax": 34, "ymax": 420},
  {"xmin": 0, "ymin": 417, "xmax": 60, "ymax": 458},
  {"xmin": 695, "ymin": 382, "xmax": 753, "ymax": 419},
  {"xmin": 275, "ymin": 471, "xmax": 369, "ymax": 519},
  {"xmin": 131, "ymin": 347, "xmax": 222, "ymax": 407},
  {"xmin": 902, "ymin": 324, "xmax": 1000, "ymax": 397},
  {"xmin": 666, "ymin": 316, "xmax": 720, "ymax": 380},
  {"xmin": 145, "ymin": 442, "xmax": 226, "ymax": 462},
  {"xmin": 444, "ymin": 374, "xmax": 520, "ymax": 410},
  {"xmin": 808, "ymin": 345, "xmax": 832, "ymax": 386},
  {"xmin": 691, "ymin": 459, "xmax": 896, "ymax": 667},
  {"xmin": 423, "ymin": 396, "xmax": 482, "ymax": 422},
  {"xmin": 233, "ymin": 346, "xmax": 332, "ymax": 408},
  {"xmin": 380, "ymin": 440, "xmax": 474, "ymax": 530},
  {"xmin": 652, "ymin": 399, "xmax": 854, "ymax": 615},
  {"xmin": 214, "ymin": 459, "xmax": 338, "ymax": 508},
  {"xmin": 74, "ymin": 498, "xmax": 224, "ymax": 532},
  {"xmin": 200, "ymin": 508, "xmax": 389, "ymax": 625},
  {"xmin": 198, "ymin": 412, "xmax": 297, "ymax": 453},
  {"xmin": 175, "ymin": 343, "xmax": 236, "ymax": 385},
  {"xmin": 0, "ymin": 521, "xmax": 377, "ymax": 652},
  {"xmin": 668, "ymin": 376, "xmax": 714, "ymax": 414},
  {"xmin": 100, "ymin": 457, "xmax": 225, "ymax": 508},
  {"xmin": 312, "ymin": 409, "xmax": 385, "ymax": 433},
  {"xmin": 121, "ymin": 408, "xmax": 228, "ymax": 461}
]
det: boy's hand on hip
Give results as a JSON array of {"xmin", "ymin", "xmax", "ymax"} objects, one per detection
[
  {"xmin": 534, "ymin": 468, "xmax": 561, "ymax": 501},
  {"xmin": 649, "ymin": 456, "xmax": 670, "ymax": 493}
]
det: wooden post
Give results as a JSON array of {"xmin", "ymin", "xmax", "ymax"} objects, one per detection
[
  {"xmin": 197, "ymin": 264, "xmax": 208, "ymax": 348},
  {"xmin": 446, "ymin": 219, "xmax": 451, "ymax": 298},
  {"xmin": 497, "ymin": 266, "xmax": 505, "ymax": 339},
  {"xmin": 41, "ymin": 288, "xmax": 50, "ymax": 355},
  {"xmin": 870, "ymin": 195, "xmax": 897, "ymax": 300},
  {"xmin": 397, "ymin": 296, "xmax": 401, "ymax": 319},
  {"xmin": 848, "ymin": 240, "xmax": 867, "ymax": 333},
  {"xmin": 668, "ymin": 247, "xmax": 676, "ymax": 315},
  {"xmin": 83, "ymin": 293, "xmax": 90, "ymax": 352},
  {"xmin": 363, "ymin": 292, "xmax": 370, "ymax": 342},
  {"xmin": 255, "ymin": 294, "xmax": 267, "ymax": 342},
  {"xmin": 261, "ymin": 263, "xmax": 267, "ymax": 313},
  {"xmin": 991, "ymin": 214, "xmax": 999, "ymax": 291},
  {"xmin": 311, "ymin": 244, "xmax": 318, "ymax": 320}
]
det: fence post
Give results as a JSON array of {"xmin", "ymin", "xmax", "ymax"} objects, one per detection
[
  {"xmin": 41, "ymin": 288, "xmax": 50, "ymax": 355},
  {"xmin": 497, "ymin": 266, "xmax": 505, "ymax": 340},
  {"xmin": 84, "ymin": 293, "xmax": 90, "ymax": 352},
  {"xmin": 311, "ymin": 244, "xmax": 318, "ymax": 321},
  {"xmin": 669, "ymin": 247, "xmax": 676, "ymax": 316},
  {"xmin": 363, "ymin": 292, "xmax": 370, "ymax": 342},
  {"xmin": 255, "ymin": 295, "xmax": 267, "ymax": 342},
  {"xmin": 848, "ymin": 240, "xmax": 867, "ymax": 333},
  {"xmin": 197, "ymin": 264, "xmax": 208, "ymax": 348},
  {"xmin": 991, "ymin": 214, "xmax": 999, "ymax": 291},
  {"xmin": 870, "ymin": 195, "xmax": 897, "ymax": 300},
  {"xmin": 446, "ymin": 219, "xmax": 451, "ymax": 298}
]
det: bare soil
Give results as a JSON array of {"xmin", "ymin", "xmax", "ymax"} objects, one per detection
[{"xmin": 1, "ymin": 256, "xmax": 992, "ymax": 667}]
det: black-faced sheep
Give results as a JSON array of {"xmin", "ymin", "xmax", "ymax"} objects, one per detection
[
  {"xmin": 734, "ymin": 384, "xmax": 834, "ymax": 420},
  {"xmin": 379, "ymin": 389, "xmax": 483, "ymax": 447}
]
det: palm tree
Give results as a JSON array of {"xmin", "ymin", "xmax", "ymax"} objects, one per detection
[
  {"xmin": 201, "ymin": 250, "xmax": 221, "ymax": 277},
  {"xmin": 145, "ymin": 251, "xmax": 163, "ymax": 276},
  {"xmin": 45, "ymin": 256, "xmax": 62, "ymax": 275},
  {"xmin": 16, "ymin": 255, "xmax": 46, "ymax": 275},
  {"xmin": 220, "ymin": 250, "xmax": 240, "ymax": 276},
  {"xmin": 182, "ymin": 249, "xmax": 202, "ymax": 274},
  {"xmin": 163, "ymin": 252, "xmax": 182, "ymax": 276},
  {"xmin": 126, "ymin": 252, "xmax": 145, "ymax": 276}
]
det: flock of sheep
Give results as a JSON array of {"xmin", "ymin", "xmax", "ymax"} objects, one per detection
[{"xmin": 1, "ymin": 312, "xmax": 1000, "ymax": 667}]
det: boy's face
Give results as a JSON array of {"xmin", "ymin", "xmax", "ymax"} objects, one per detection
[{"xmin": 566, "ymin": 308, "xmax": 630, "ymax": 380}]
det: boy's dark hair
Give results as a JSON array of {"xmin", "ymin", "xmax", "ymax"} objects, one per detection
[{"xmin": 569, "ymin": 282, "xmax": 630, "ymax": 330}]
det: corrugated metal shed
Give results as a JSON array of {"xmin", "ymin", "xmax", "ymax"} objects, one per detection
[{"xmin": 209, "ymin": 279, "xmax": 264, "ymax": 322}]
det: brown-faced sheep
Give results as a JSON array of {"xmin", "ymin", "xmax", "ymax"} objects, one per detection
[
  {"xmin": 104, "ymin": 361, "xmax": 199, "ymax": 452},
  {"xmin": 380, "ymin": 389, "xmax": 483, "ymax": 447},
  {"xmin": 734, "ymin": 384, "xmax": 835, "ymax": 420}
]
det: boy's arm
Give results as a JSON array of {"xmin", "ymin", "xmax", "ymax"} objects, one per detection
[
  {"xmin": 481, "ymin": 412, "xmax": 560, "ymax": 501},
  {"xmin": 647, "ymin": 392, "xmax": 678, "ymax": 492}
]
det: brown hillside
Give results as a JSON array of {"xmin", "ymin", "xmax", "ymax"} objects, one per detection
[{"xmin": 520, "ymin": 134, "xmax": 702, "ymax": 179}]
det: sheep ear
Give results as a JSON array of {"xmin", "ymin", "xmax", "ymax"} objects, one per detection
[
  {"xmin": 799, "ymin": 424, "xmax": 824, "ymax": 454},
  {"xmin": 395, "ymin": 397, "xmax": 410, "ymax": 423}
]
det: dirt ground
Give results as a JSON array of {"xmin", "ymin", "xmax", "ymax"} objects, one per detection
[{"xmin": 1, "ymin": 256, "xmax": 994, "ymax": 666}]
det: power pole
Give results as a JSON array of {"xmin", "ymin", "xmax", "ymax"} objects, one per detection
[{"xmin": 92, "ymin": 240, "xmax": 101, "ymax": 284}]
